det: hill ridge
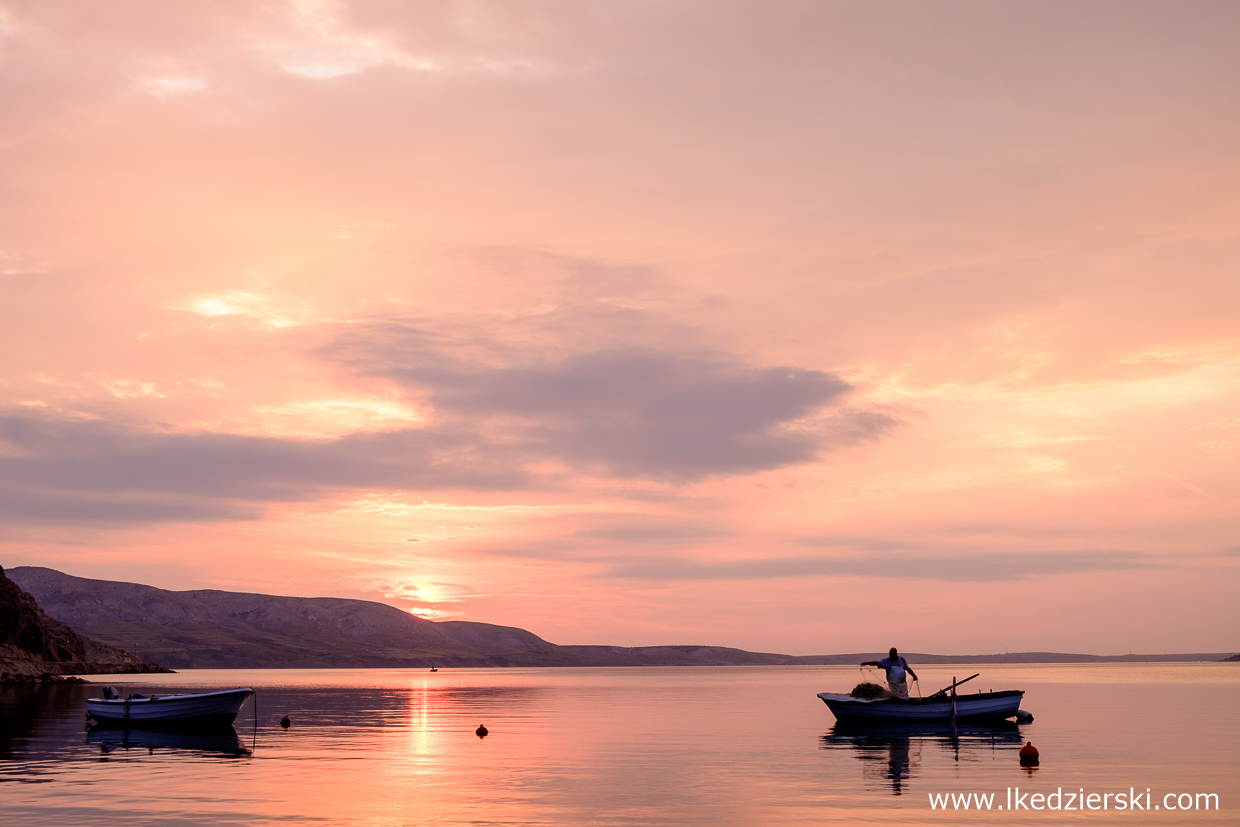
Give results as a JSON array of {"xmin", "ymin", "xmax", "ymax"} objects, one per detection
[{"xmin": 8, "ymin": 567, "xmax": 1236, "ymax": 668}]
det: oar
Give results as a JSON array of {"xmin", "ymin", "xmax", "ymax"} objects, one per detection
[{"xmin": 933, "ymin": 673, "xmax": 979, "ymax": 696}]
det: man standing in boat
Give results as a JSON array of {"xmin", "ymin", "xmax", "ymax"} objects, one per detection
[{"xmin": 861, "ymin": 648, "xmax": 919, "ymax": 699}]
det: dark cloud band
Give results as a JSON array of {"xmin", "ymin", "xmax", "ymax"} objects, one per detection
[
  {"xmin": 599, "ymin": 550, "xmax": 1155, "ymax": 582},
  {"xmin": 0, "ymin": 347, "xmax": 893, "ymax": 524}
]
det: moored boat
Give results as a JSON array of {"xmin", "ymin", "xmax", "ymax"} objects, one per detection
[{"xmin": 87, "ymin": 688, "xmax": 253, "ymax": 728}]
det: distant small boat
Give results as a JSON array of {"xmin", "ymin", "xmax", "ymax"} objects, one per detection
[
  {"xmin": 87, "ymin": 688, "xmax": 253, "ymax": 728},
  {"xmin": 818, "ymin": 689, "xmax": 1024, "ymax": 722},
  {"xmin": 429, "ymin": 667, "xmax": 438, "ymax": 672}
]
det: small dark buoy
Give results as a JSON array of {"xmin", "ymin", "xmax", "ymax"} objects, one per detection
[
  {"xmin": 1015, "ymin": 709, "xmax": 1034, "ymax": 724},
  {"xmin": 475, "ymin": 724, "xmax": 488, "ymax": 738},
  {"xmin": 1019, "ymin": 741, "xmax": 1040, "ymax": 767},
  {"xmin": 280, "ymin": 715, "xmax": 291, "ymax": 729}
]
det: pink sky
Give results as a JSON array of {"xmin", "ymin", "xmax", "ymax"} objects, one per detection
[{"xmin": 1, "ymin": 1, "xmax": 1237, "ymax": 655}]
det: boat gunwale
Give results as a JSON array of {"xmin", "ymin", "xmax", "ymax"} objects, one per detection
[
  {"xmin": 817, "ymin": 689, "xmax": 1023, "ymax": 707},
  {"xmin": 87, "ymin": 687, "xmax": 254, "ymax": 705}
]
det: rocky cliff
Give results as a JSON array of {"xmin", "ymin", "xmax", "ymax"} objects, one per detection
[{"xmin": 0, "ymin": 566, "xmax": 170, "ymax": 679}]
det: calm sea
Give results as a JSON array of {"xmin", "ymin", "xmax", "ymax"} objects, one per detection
[{"xmin": 1, "ymin": 664, "xmax": 1235, "ymax": 825}]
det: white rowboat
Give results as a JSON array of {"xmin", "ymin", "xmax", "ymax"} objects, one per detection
[
  {"xmin": 817, "ymin": 689, "xmax": 1023, "ymax": 721},
  {"xmin": 87, "ymin": 688, "xmax": 253, "ymax": 728}
]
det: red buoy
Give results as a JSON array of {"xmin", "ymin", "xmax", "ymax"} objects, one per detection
[{"xmin": 1019, "ymin": 741, "xmax": 1039, "ymax": 766}]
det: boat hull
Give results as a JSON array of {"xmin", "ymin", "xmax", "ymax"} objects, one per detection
[
  {"xmin": 825, "ymin": 718, "xmax": 1024, "ymax": 741},
  {"xmin": 87, "ymin": 688, "xmax": 253, "ymax": 729},
  {"xmin": 818, "ymin": 689, "xmax": 1023, "ymax": 721}
]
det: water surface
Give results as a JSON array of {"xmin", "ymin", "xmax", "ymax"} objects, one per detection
[{"xmin": 2, "ymin": 664, "xmax": 1235, "ymax": 825}]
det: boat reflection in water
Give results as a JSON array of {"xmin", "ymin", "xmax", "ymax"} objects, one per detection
[
  {"xmin": 87, "ymin": 726, "xmax": 250, "ymax": 757},
  {"xmin": 820, "ymin": 720, "xmax": 1025, "ymax": 796}
]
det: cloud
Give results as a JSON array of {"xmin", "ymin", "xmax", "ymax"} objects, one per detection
[
  {"xmin": 332, "ymin": 329, "xmax": 893, "ymax": 480},
  {"xmin": 0, "ymin": 487, "xmax": 260, "ymax": 524},
  {"xmin": 418, "ymin": 350, "xmax": 849, "ymax": 480},
  {"xmin": 264, "ymin": 0, "xmax": 441, "ymax": 78},
  {"xmin": 0, "ymin": 251, "xmax": 905, "ymax": 527},
  {"xmin": 796, "ymin": 536, "xmax": 914, "ymax": 552},
  {"xmin": 575, "ymin": 519, "xmax": 730, "ymax": 544},
  {"xmin": 0, "ymin": 409, "xmax": 527, "ymax": 524},
  {"xmin": 600, "ymin": 550, "xmax": 1156, "ymax": 582},
  {"xmin": 0, "ymin": 332, "xmax": 895, "ymax": 523}
]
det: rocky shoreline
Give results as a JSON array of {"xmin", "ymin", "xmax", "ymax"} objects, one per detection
[
  {"xmin": 0, "ymin": 565, "xmax": 171, "ymax": 681},
  {"xmin": 0, "ymin": 672, "xmax": 90, "ymax": 685}
]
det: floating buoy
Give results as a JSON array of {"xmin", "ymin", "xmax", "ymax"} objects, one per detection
[
  {"xmin": 1019, "ymin": 741, "xmax": 1040, "ymax": 766},
  {"xmin": 280, "ymin": 715, "xmax": 291, "ymax": 729},
  {"xmin": 476, "ymin": 724, "xmax": 488, "ymax": 738},
  {"xmin": 1015, "ymin": 709, "xmax": 1034, "ymax": 724}
]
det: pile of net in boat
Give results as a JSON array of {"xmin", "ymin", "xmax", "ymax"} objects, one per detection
[{"xmin": 849, "ymin": 682, "xmax": 893, "ymax": 699}]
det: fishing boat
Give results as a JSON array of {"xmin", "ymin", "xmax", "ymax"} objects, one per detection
[
  {"xmin": 817, "ymin": 674, "xmax": 1025, "ymax": 722},
  {"xmin": 87, "ymin": 687, "xmax": 253, "ymax": 728},
  {"xmin": 818, "ymin": 689, "xmax": 1024, "ymax": 721}
]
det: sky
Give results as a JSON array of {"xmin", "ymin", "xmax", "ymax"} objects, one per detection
[{"xmin": 1, "ymin": 0, "xmax": 1237, "ymax": 656}]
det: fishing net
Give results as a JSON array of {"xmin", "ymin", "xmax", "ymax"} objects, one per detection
[{"xmin": 849, "ymin": 682, "xmax": 891, "ymax": 699}]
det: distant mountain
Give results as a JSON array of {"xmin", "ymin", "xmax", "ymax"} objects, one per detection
[
  {"xmin": 0, "ymin": 566, "xmax": 170, "ymax": 678},
  {"xmin": 8, "ymin": 567, "xmax": 563, "ymax": 668},
  {"xmin": 8, "ymin": 567, "xmax": 1235, "ymax": 668},
  {"xmin": 10, "ymin": 566, "xmax": 807, "ymax": 668}
]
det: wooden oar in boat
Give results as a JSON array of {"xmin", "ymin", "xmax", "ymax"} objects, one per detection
[{"xmin": 932, "ymin": 673, "xmax": 980, "ymax": 697}]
